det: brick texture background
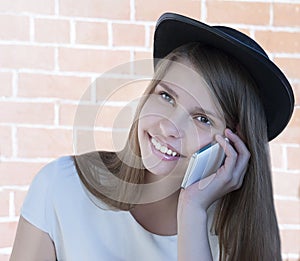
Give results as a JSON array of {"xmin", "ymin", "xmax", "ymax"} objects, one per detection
[{"xmin": 0, "ymin": 0, "xmax": 299, "ymax": 260}]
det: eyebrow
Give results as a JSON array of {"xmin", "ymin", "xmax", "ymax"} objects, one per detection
[
  {"xmin": 193, "ymin": 106, "xmax": 219, "ymax": 119},
  {"xmin": 158, "ymin": 82, "xmax": 179, "ymax": 99}
]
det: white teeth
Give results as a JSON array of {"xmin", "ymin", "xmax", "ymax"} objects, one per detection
[
  {"xmin": 155, "ymin": 143, "xmax": 161, "ymax": 150},
  {"xmin": 150, "ymin": 137, "xmax": 178, "ymax": 157},
  {"xmin": 161, "ymin": 146, "xmax": 168, "ymax": 153}
]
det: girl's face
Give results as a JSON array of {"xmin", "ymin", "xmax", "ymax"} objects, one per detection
[{"xmin": 138, "ymin": 60, "xmax": 226, "ymax": 177}]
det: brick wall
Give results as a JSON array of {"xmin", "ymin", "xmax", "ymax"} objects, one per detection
[{"xmin": 0, "ymin": 0, "xmax": 299, "ymax": 260}]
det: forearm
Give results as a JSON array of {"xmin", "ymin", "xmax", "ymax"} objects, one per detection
[{"xmin": 177, "ymin": 207, "xmax": 212, "ymax": 261}]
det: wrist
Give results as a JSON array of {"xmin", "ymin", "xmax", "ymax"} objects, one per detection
[
  {"xmin": 177, "ymin": 205, "xmax": 212, "ymax": 261},
  {"xmin": 177, "ymin": 203, "xmax": 208, "ymax": 228}
]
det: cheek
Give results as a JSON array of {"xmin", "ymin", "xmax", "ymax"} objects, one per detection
[
  {"xmin": 184, "ymin": 124, "xmax": 215, "ymax": 155},
  {"xmin": 137, "ymin": 104, "xmax": 169, "ymax": 138},
  {"xmin": 137, "ymin": 111, "xmax": 158, "ymax": 146},
  {"xmin": 137, "ymin": 101, "xmax": 154, "ymax": 136},
  {"xmin": 137, "ymin": 118, "xmax": 148, "ymax": 139}
]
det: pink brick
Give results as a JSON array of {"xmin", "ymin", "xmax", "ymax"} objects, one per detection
[
  {"xmin": 287, "ymin": 147, "xmax": 300, "ymax": 170},
  {"xmin": 0, "ymin": 102, "xmax": 54, "ymax": 125},
  {"xmin": 147, "ymin": 25, "xmax": 155, "ymax": 49},
  {"xmin": 0, "ymin": 72, "xmax": 12, "ymax": 97},
  {"xmin": 76, "ymin": 21, "xmax": 108, "ymax": 45},
  {"xmin": 274, "ymin": 107, "xmax": 300, "ymax": 144},
  {"xmin": 0, "ymin": 15, "xmax": 29, "ymax": 41},
  {"xmin": 76, "ymin": 129, "xmax": 128, "ymax": 153},
  {"xmin": 269, "ymin": 143, "xmax": 284, "ymax": 169},
  {"xmin": 60, "ymin": 104, "xmax": 100, "ymax": 127},
  {"xmin": 0, "ymin": 254, "xmax": 9, "ymax": 261},
  {"xmin": 107, "ymin": 130, "xmax": 128, "ymax": 151},
  {"xmin": 95, "ymin": 105, "xmax": 134, "ymax": 129},
  {"xmin": 135, "ymin": 0, "xmax": 201, "ymax": 21},
  {"xmin": 18, "ymin": 73, "xmax": 91, "ymax": 100},
  {"xmin": 14, "ymin": 191, "xmax": 28, "ymax": 216},
  {"xmin": 207, "ymin": 1, "xmax": 270, "ymax": 25},
  {"xmin": 0, "ymin": 222, "xmax": 18, "ymax": 247},
  {"xmin": 62, "ymin": 103, "xmax": 134, "ymax": 129},
  {"xmin": 17, "ymin": 127, "xmax": 73, "ymax": 158},
  {"xmin": 0, "ymin": 191, "xmax": 9, "ymax": 217},
  {"xmin": 274, "ymin": 57, "xmax": 300, "ymax": 80},
  {"xmin": 274, "ymin": 3, "xmax": 300, "ymax": 27},
  {"xmin": 282, "ymin": 258, "xmax": 299, "ymax": 261},
  {"xmin": 280, "ymin": 229, "xmax": 300, "ymax": 254},
  {"xmin": 255, "ymin": 31, "xmax": 300, "ymax": 53},
  {"xmin": 59, "ymin": 0, "xmax": 130, "ymax": 19},
  {"xmin": 272, "ymin": 171, "xmax": 300, "ymax": 198},
  {"xmin": 59, "ymin": 104, "xmax": 77, "ymax": 126},
  {"xmin": 0, "ymin": 126, "xmax": 12, "ymax": 157},
  {"xmin": 0, "ymin": 161, "xmax": 44, "ymax": 186},
  {"xmin": 112, "ymin": 23, "xmax": 145, "ymax": 47},
  {"xmin": 132, "ymin": 52, "xmax": 153, "ymax": 77},
  {"xmin": 275, "ymin": 199, "xmax": 300, "ymax": 225},
  {"xmin": 58, "ymin": 47, "xmax": 130, "ymax": 73},
  {"xmin": 35, "ymin": 18, "xmax": 70, "ymax": 43},
  {"xmin": 0, "ymin": 45, "xmax": 54, "ymax": 70},
  {"xmin": 95, "ymin": 78, "xmax": 148, "ymax": 102},
  {"xmin": 0, "ymin": 0, "xmax": 54, "ymax": 14},
  {"xmin": 293, "ymin": 82, "xmax": 300, "ymax": 106}
]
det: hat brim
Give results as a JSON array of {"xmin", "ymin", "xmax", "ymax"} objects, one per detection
[{"xmin": 154, "ymin": 13, "xmax": 294, "ymax": 141}]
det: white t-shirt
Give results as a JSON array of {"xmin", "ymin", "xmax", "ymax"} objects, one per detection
[{"xmin": 21, "ymin": 156, "xmax": 219, "ymax": 261}]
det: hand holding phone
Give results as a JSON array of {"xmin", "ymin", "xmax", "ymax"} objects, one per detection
[{"xmin": 181, "ymin": 141, "xmax": 227, "ymax": 189}]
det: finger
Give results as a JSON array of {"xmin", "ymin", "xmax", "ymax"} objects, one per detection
[
  {"xmin": 215, "ymin": 134, "xmax": 237, "ymax": 172},
  {"xmin": 215, "ymin": 131, "xmax": 248, "ymax": 189},
  {"xmin": 225, "ymin": 129, "xmax": 250, "ymax": 186},
  {"xmin": 225, "ymin": 129, "xmax": 250, "ymax": 160}
]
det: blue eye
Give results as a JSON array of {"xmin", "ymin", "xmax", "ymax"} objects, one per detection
[
  {"xmin": 195, "ymin": 115, "xmax": 212, "ymax": 126},
  {"xmin": 160, "ymin": 91, "xmax": 175, "ymax": 105}
]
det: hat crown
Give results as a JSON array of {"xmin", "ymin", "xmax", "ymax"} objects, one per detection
[{"xmin": 214, "ymin": 26, "xmax": 269, "ymax": 59}]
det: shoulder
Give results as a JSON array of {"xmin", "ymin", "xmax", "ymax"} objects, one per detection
[
  {"xmin": 27, "ymin": 155, "xmax": 77, "ymax": 191},
  {"xmin": 29, "ymin": 155, "xmax": 76, "ymax": 190},
  {"xmin": 23, "ymin": 155, "xmax": 79, "ymax": 209},
  {"xmin": 21, "ymin": 155, "xmax": 76, "ymax": 232},
  {"xmin": 44, "ymin": 155, "xmax": 76, "ymax": 177},
  {"xmin": 28, "ymin": 155, "xmax": 74, "ymax": 186},
  {"xmin": 36, "ymin": 151, "xmax": 112, "ymax": 196}
]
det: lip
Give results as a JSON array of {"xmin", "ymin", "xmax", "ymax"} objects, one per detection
[{"xmin": 148, "ymin": 134, "xmax": 181, "ymax": 161}]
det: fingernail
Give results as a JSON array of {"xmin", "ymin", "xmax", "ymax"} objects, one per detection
[
  {"xmin": 227, "ymin": 128, "xmax": 233, "ymax": 134},
  {"xmin": 226, "ymin": 129, "xmax": 235, "ymax": 137}
]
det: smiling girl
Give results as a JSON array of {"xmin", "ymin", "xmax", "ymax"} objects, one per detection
[{"xmin": 11, "ymin": 13, "xmax": 294, "ymax": 261}]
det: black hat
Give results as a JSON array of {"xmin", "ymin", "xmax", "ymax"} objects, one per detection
[{"xmin": 153, "ymin": 12, "xmax": 294, "ymax": 141}]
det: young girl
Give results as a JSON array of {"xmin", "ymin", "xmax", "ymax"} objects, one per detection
[{"xmin": 11, "ymin": 13, "xmax": 294, "ymax": 261}]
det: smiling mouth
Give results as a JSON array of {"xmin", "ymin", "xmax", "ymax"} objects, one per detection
[{"xmin": 150, "ymin": 137, "xmax": 180, "ymax": 157}]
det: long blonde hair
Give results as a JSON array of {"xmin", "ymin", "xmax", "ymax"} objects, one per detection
[{"xmin": 74, "ymin": 43, "xmax": 281, "ymax": 260}]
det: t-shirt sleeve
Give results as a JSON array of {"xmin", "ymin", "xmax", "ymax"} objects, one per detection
[{"xmin": 21, "ymin": 159, "xmax": 58, "ymax": 234}]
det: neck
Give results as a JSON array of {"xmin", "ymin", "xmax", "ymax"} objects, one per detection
[
  {"xmin": 130, "ymin": 171, "xmax": 181, "ymax": 236},
  {"xmin": 137, "ymin": 169, "xmax": 183, "ymax": 203}
]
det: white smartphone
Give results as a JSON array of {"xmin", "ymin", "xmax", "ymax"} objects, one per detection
[{"xmin": 181, "ymin": 141, "xmax": 227, "ymax": 189}]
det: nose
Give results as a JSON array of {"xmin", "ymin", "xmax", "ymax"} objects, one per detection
[{"xmin": 159, "ymin": 112, "xmax": 185, "ymax": 139}]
